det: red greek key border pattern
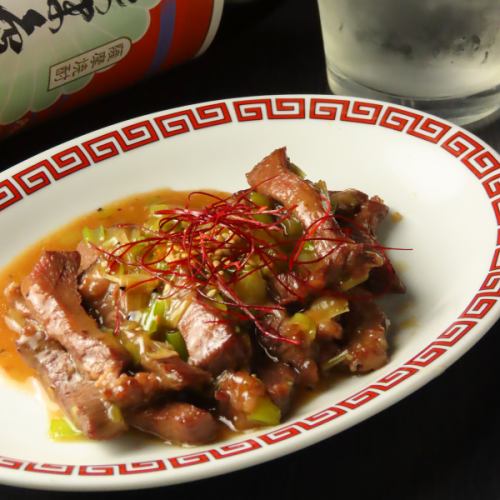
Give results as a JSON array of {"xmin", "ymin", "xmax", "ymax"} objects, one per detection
[
  {"xmin": 234, "ymin": 97, "xmax": 305, "ymax": 121},
  {"xmin": 0, "ymin": 179, "xmax": 22, "ymax": 210},
  {"xmin": 310, "ymin": 97, "xmax": 382, "ymax": 124},
  {"xmin": 0, "ymin": 97, "xmax": 499, "ymax": 478}
]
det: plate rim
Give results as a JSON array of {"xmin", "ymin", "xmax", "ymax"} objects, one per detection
[{"xmin": 0, "ymin": 94, "xmax": 499, "ymax": 491}]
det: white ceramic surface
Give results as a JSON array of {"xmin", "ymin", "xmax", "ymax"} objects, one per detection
[{"xmin": 0, "ymin": 95, "xmax": 498, "ymax": 491}]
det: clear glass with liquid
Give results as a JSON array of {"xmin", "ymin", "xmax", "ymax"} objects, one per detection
[{"xmin": 318, "ymin": 0, "xmax": 500, "ymax": 127}]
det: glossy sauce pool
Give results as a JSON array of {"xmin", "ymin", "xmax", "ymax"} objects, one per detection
[{"xmin": 0, "ymin": 188, "xmax": 227, "ymax": 385}]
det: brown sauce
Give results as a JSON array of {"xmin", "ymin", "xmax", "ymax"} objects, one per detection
[{"xmin": 0, "ymin": 188, "xmax": 227, "ymax": 385}]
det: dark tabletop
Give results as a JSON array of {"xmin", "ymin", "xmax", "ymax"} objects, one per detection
[{"xmin": 1, "ymin": 1, "xmax": 500, "ymax": 499}]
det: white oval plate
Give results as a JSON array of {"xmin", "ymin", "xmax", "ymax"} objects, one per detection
[{"xmin": 0, "ymin": 95, "xmax": 499, "ymax": 491}]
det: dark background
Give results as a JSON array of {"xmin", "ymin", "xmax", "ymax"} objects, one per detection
[{"xmin": 1, "ymin": 1, "xmax": 499, "ymax": 499}]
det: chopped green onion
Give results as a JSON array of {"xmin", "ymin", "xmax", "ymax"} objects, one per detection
[
  {"xmin": 315, "ymin": 180, "xmax": 331, "ymax": 211},
  {"xmin": 101, "ymin": 236, "xmax": 121, "ymax": 251},
  {"xmin": 125, "ymin": 241, "xmax": 147, "ymax": 261},
  {"xmin": 340, "ymin": 272, "xmax": 370, "ymax": 291},
  {"xmin": 234, "ymin": 268, "xmax": 268, "ymax": 305},
  {"xmin": 249, "ymin": 192, "xmax": 274, "ymax": 223},
  {"xmin": 297, "ymin": 241, "xmax": 316, "ymax": 263},
  {"xmin": 129, "ymin": 227, "xmax": 143, "ymax": 241},
  {"xmin": 166, "ymin": 331, "xmax": 188, "ymax": 361},
  {"xmin": 209, "ymin": 291, "xmax": 228, "ymax": 312},
  {"xmin": 82, "ymin": 225, "xmax": 105, "ymax": 244},
  {"xmin": 141, "ymin": 296, "xmax": 169, "ymax": 333},
  {"xmin": 249, "ymin": 192, "xmax": 272, "ymax": 208},
  {"xmin": 119, "ymin": 330, "xmax": 178, "ymax": 363},
  {"xmin": 145, "ymin": 340, "xmax": 177, "ymax": 360},
  {"xmin": 151, "ymin": 297, "xmax": 166, "ymax": 317},
  {"xmin": 104, "ymin": 227, "xmax": 129, "ymax": 245},
  {"xmin": 144, "ymin": 217, "xmax": 160, "ymax": 232},
  {"xmin": 163, "ymin": 296, "xmax": 190, "ymax": 328},
  {"xmin": 118, "ymin": 331, "xmax": 142, "ymax": 364},
  {"xmin": 142, "ymin": 307, "xmax": 158, "ymax": 333},
  {"xmin": 107, "ymin": 404, "xmax": 124, "ymax": 424},
  {"xmin": 288, "ymin": 312, "xmax": 316, "ymax": 342},
  {"xmin": 254, "ymin": 212, "xmax": 274, "ymax": 224},
  {"xmin": 302, "ymin": 241, "xmax": 315, "ymax": 252},
  {"xmin": 49, "ymin": 417, "xmax": 82, "ymax": 441},
  {"xmin": 288, "ymin": 162, "xmax": 306, "ymax": 179},
  {"xmin": 249, "ymin": 397, "xmax": 281, "ymax": 425},
  {"xmin": 123, "ymin": 291, "xmax": 149, "ymax": 312},
  {"xmin": 281, "ymin": 217, "xmax": 302, "ymax": 238},
  {"xmin": 322, "ymin": 349, "xmax": 351, "ymax": 371},
  {"xmin": 305, "ymin": 296, "xmax": 349, "ymax": 323}
]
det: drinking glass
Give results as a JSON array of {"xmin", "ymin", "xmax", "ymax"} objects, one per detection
[{"xmin": 317, "ymin": 0, "xmax": 500, "ymax": 127}]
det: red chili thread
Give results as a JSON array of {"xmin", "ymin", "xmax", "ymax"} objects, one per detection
[{"xmin": 92, "ymin": 187, "xmax": 409, "ymax": 342}]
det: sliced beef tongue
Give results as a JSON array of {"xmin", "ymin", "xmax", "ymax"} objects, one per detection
[
  {"xmin": 76, "ymin": 240, "xmax": 99, "ymax": 274},
  {"xmin": 332, "ymin": 189, "xmax": 405, "ymax": 294},
  {"xmin": 78, "ymin": 284, "xmax": 214, "ymax": 401},
  {"xmin": 21, "ymin": 251, "xmax": 131, "ymax": 382},
  {"xmin": 18, "ymin": 330, "xmax": 127, "ymax": 440},
  {"xmin": 96, "ymin": 371, "xmax": 163, "ymax": 409},
  {"xmin": 329, "ymin": 189, "xmax": 369, "ymax": 215},
  {"xmin": 257, "ymin": 361, "xmax": 296, "ymax": 416},
  {"xmin": 215, "ymin": 370, "xmax": 269, "ymax": 430},
  {"xmin": 5, "ymin": 283, "xmax": 126, "ymax": 440},
  {"xmin": 354, "ymin": 196, "xmax": 406, "ymax": 294},
  {"xmin": 77, "ymin": 252, "xmax": 217, "ymax": 392},
  {"xmin": 269, "ymin": 271, "xmax": 311, "ymax": 304},
  {"xmin": 78, "ymin": 262, "xmax": 119, "ymax": 329},
  {"xmin": 343, "ymin": 294, "xmax": 389, "ymax": 373},
  {"xmin": 246, "ymin": 148, "xmax": 383, "ymax": 298},
  {"xmin": 6, "ymin": 282, "xmax": 215, "ymax": 441},
  {"xmin": 93, "ymin": 345, "xmax": 212, "ymax": 409},
  {"xmin": 178, "ymin": 295, "xmax": 250, "ymax": 375},
  {"xmin": 260, "ymin": 309, "xmax": 319, "ymax": 389},
  {"xmin": 141, "ymin": 355, "xmax": 211, "ymax": 391},
  {"xmin": 126, "ymin": 402, "xmax": 218, "ymax": 445}
]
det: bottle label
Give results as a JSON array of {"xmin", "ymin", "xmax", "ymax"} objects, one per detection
[{"xmin": 0, "ymin": 0, "xmax": 223, "ymax": 138}]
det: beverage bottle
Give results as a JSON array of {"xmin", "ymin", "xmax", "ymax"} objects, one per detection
[{"xmin": 0, "ymin": 0, "xmax": 285, "ymax": 140}]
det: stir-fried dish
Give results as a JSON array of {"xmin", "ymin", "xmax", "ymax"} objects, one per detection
[{"xmin": 2, "ymin": 148, "xmax": 405, "ymax": 445}]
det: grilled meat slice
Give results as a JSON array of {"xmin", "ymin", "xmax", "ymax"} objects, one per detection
[
  {"xmin": 178, "ymin": 296, "xmax": 250, "ymax": 375},
  {"xmin": 79, "ymin": 277, "xmax": 214, "ymax": 397},
  {"xmin": 343, "ymin": 294, "xmax": 389, "ymax": 373},
  {"xmin": 5, "ymin": 283, "xmax": 126, "ymax": 439},
  {"xmin": 354, "ymin": 196, "xmax": 405, "ymax": 294},
  {"xmin": 247, "ymin": 148, "xmax": 383, "ymax": 299},
  {"xmin": 260, "ymin": 309, "xmax": 319, "ymax": 388},
  {"xmin": 126, "ymin": 402, "xmax": 218, "ymax": 445},
  {"xmin": 332, "ymin": 189, "xmax": 405, "ymax": 294},
  {"xmin": 215, "ymin": 370, "xmax": 273, "ymax": 430},
  {"xmin": 18, "ymin": 330, "xmax": 127, "ymax": 439},
  {"xmin": 21, "ymin": 251, "xmax": 130, "ymax": 382},
  {"xmin": 257, "ymin": 361, "xmax": 296, "ymax": 416},
  {"xmin": 140, "ymin": 354, "xmax": 212, "ymax": 391}
]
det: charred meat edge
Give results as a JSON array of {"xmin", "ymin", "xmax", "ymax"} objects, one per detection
[
  {"xmin": 5, "ymin": 283, "xmax": 126, "ymax": 440},
  {"xmin": 21, "ymin": 251, "xmax": 130, "ymax": 383},
  {"xmin": 177, "ymin": 294, "xmax": 250, "ymax": 375},
  {"xmin": 331, "ymin": 189, "xmax": 405, "ymax": 294},
  {"xmin": 246, "ymin": 147, "xmax": 383, "ymax": 301},
  {"xmin": 126, "ymin": 402, "xmax": 218, "ymax": 445}
]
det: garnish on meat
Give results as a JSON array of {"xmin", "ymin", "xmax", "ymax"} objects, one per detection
[{"xmin": 1, "ymin": 148, "xmax": 406, "ymax": 445}]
